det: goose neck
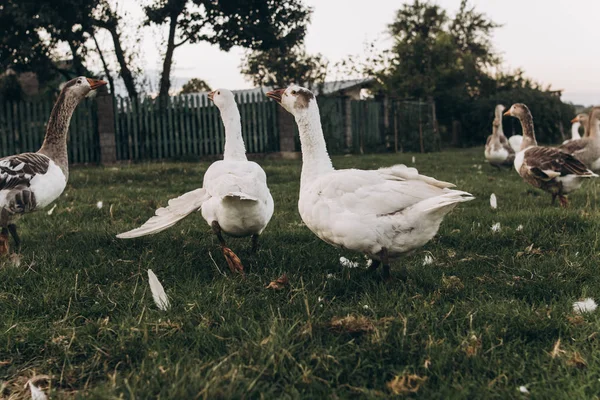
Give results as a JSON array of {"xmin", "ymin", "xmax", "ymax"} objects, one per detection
[
  {"xmin": 295, "ymin": 103, "xmax": 334, "ymax": 187},
  {"xmin": 220, "ymin": 105, "xmax": 247, "ymax": 161},
  {"xmin": 518, "ymin": 112, "xmax": 537, "ymax": 150}
]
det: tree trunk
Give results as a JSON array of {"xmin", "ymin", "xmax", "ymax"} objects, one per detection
[
  {"xmin": 92, "ymin": 33, "xmax": 115, "ymax": 96},
  {"xmin": 158, "ymin": 13, "xmax": 179, "ymax": 100},
  {"xmin": 104, "ymin": 23, "xmax": 138, "ymax": 99}
]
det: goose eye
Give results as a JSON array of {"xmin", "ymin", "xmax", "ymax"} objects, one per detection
[
  {"xmin": 291, "ymin": 90, "xmax": 297, "ymax": 95},
  {"xmin": 217, "ymin": 91, "xmax": 220, "ymax": 95},
  {"xmin": 77, "ymin": 79, "xmax": 82, "ymax": 84}
]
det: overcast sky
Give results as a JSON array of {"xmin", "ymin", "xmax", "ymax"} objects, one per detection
[{"xmin": 108, "ymin": 0, "xmax": 600, "ymax": 105}]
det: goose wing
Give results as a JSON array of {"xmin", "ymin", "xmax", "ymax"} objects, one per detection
[
  {"xmin": 0, "ymin": 153, "xmax": 51, "ymax": 214},
  {"xmin": 523, "ymin": 146, "xmax": 593, "ymax": 180}
]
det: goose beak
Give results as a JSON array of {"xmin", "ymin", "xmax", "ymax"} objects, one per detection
[
  {"xmin": 503, "ymin": 110, "xmax": 511, "ymax": 117},
  {"xmin": 208, "ymin": 91, "xmax": 216, "ymax": 101},
  {"xmin": 86, "ymin": 78, "xmax": 107, "ymax": 90},
  {"xmin": 571, "ymin": 116, "xmax": 579, "ymax": 123},
  {"xmin": 266, "ymin": 88, "xmax": 285, "ymax": 103}
]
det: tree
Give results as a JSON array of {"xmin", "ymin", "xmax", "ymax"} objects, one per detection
[
  {"xmin": 241, "ymin": 45, "xmax": 328, "ymax": 89},
  {"xmin": 143, "ymin": 0, "xmax": 312, "ymax": 99},
  {"xmin": 180, "ymin": 78, "xmax": 211, "ymax": 94}
]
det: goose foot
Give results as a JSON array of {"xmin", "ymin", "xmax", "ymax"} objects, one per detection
[
  {"xmin": 559, "ymin": 195, "xmax": 569, "ymax": 208},
  {"xmin": 551, "ymin": 194, "xmax": 557, "ymax": 205},
  {"xmin": 8, "ymin": 224, "xmax": 20, "ymax": 253},
  {"xmin": 221, "ymin": 245, "xmax": 245, "ymax": 276},
  {"xmin": 251, "ymin": 234, "xmax": 259, "ymax": 253},
  {"xmin": 382, "ymin": 264, "xmax": 392, "ymax": 282},
  {"xmin": 379, "ymin": 248, "xmax": 393, "ymax": 282},
  {"xmin": 0, "ymin": 228, "xmax": 9, "ymax": 257}
]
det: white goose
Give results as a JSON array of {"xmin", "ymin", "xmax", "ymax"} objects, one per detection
[
  {"xmin": 0, "ymin": 77, "xmax": 106, "ymax": 255},
  {"xmin": 560, "ymin": 108, "xmax": 600, "ymax": 171},
  {"xmin": 266, "ymin": 86, "xmax": 474, "ymax": 280},
  {"xmin": 117, "ymin": 89, "xmax": 274, "ymax": 274},
  {"xmin": 484, "ymin": 104, "xmax": 514, "ymax": 167}
]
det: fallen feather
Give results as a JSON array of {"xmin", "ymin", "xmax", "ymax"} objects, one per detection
[
  {"xmin": 573, "ymin": 298, "xmax": 597, "ymax": 314},
  {"xmin": 387, "ymin": 374, "xmax": 427, "ymax": 395},
  {"xmin": 518, "ymin": 386, "xmax": 529, "ymax": 394},
  {"xmin": 491, "ymin": 222, "xmax": 501, "ymax": 233},
  {"xmin": 490, "ymin": 193, "xmax": 497, "ymax": 209},
  {"xmin": 46, "ymin": 204, "xmax": 57, "ymax": 215},
  {"xmin": 339, "ymin": 256, "xmax": 359, "ymax": 268},
  {"xmin": 28, "ymin": 382, "xmax": 48, "ymax": 400},
  {"xmin": 411, "ymin": 156, "xmax": 416, "ymax": 164},
  {"xmin": 96, "ymin": 201, "xmax": 103, "ymax": 209},
  {"xmin": 423, "ymin": 254, "xmax": 434, "ymax": 266},
  {"xmin": 147, "ymin": 269, "xmax": 170, "ymax": 311},
  {"xmin": 516, "ymin": 224, "xmax": 524, "ymax": 231}
]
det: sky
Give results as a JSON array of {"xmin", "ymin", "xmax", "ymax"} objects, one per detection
[{"xmin": 105, "ymin": 0, "xmax": 600, "ymax": 105}]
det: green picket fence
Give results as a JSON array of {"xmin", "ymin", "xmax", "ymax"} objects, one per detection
[
  {"xmin": 0, "ymin": 98, "xmax": 99, "ymax": 163},
  {"xmin": 114, "ymin": 92, "xmax": 279, "ymax": 161}
]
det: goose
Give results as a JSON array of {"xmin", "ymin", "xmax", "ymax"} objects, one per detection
[
  {"xmin": 266, "ymin": 85, "xmax": 473, "ymax": 280},
  {"xmin": 117, "ymin": 89, "xmax": 274, "ymax": 274},
  {"xmin": 484, "ymin": 104, "xmax": 514, "ymax": 167},
  {"xmin": 562, "ymin": 113, "xmax": 588, "ymax": 144},
  {"xmin": 504, "ymin": 103, "xmax": 597, "ymax": 207},
  {"xmin": 560, "ymin": 108, "xmax": 600, "ymax": 171},
  {"xmin": 0, "ymin": 77, "xmax": 106, "ymax": 256}
]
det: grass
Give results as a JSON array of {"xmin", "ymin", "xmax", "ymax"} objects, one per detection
[{"xmin": 2, "ymin": 147, "xmax": 600, "ymax": 398}]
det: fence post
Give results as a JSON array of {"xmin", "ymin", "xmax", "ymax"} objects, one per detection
[
  {"xmin": 96, "ymin": 86, "xmax": 117, "ymax": 164},
  {"xmin": 344, "ymin": 97, "xmax": 352, "ymax": 150}
]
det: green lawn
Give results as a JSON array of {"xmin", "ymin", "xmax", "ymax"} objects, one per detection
[{"xmin": 2, "ymin": 147, "xmax": 600, "ymax": 399}]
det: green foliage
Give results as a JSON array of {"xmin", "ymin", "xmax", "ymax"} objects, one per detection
[
  {"xmin": 179, "ymin": 78, "xmax": 211, "ymax": 94},
  {"xmin": 2, "ymin": 150, "xmax": 600, "ymax": 397},
  {"xmin": 240, "ymin": 45, "xmax": 328, "ymax": 89}
]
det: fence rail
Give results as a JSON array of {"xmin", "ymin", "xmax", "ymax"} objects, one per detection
[{"xmin": 0, "ymin": 93, "xmax": 438, "ymax": 163}]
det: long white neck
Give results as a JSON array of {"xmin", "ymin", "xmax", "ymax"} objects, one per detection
[
  {"xmin": 571, "ymin": 122, "xmax": 581, "ymax": 140},
  {"xmin": 294, "ymin": 102, "xmax": 334, "ymax": 188},
  {"xmin": 219, "ymin": 104, "xmax": 247, "ymax": 161}
]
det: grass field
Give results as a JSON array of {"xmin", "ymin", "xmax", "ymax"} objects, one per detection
[{"xmin": 2, "ymin": 147, "xmax": 600, "ymax": 399}]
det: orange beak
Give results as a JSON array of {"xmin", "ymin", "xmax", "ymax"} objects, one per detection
[
  {"xmin": 208, "ymin": 91, "xmax": 216, "ymax": 101},
  {"xmin": 503, "ymin": 110, "xmax": 511, "ymax": 116},
  {"xmin": 571, "ymin": 116, "xmax": 579, "ymax": 123},
  {"xmin": 266, "ymin": 88, "xmax": 285, "ymax": 103},
  {"xmin": 86, "ymin": 78, "xmax": 107, "ymax": 90}
]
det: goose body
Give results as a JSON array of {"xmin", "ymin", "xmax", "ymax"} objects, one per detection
[
  {"xmin": 267, "ymin": 85, "xmax": 473, "ymax": 279},
  {"xmin": 0, "ymin": 77, "xmax": 106, "ymax": 255},
  {"xmin": 484, "ymin": 105, "xmax": 514, "ymax": 167},
  {"xmin": 560, "ymin": 110, "xmax": 600, "ymax": 170},
  {"xmin": 505, "ymin": 103, "xmax": 597, "ymax": 207},
  {"xmin": 508, "ymin": 135, "xmax": 523, "ymax": 153},
  {"xmin": 117, "ymin": 89, "xmax": 273, "ymax": 273}
]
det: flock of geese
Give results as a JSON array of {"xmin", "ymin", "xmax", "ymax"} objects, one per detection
[
  {"xmin": 485, "ymin": 103, "xmax": 600, "ymax": 207},
  {"xmin": 0, "ymin": 76, "xmax": 597, "ymax": 279}
]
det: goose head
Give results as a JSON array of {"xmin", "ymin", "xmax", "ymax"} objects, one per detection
[
  {"xmin": 61, "ymin": 76, "xmax": 107, "ymax": 101},
  {"xmin": 266, "ymin": 85, "xmax": 316, "ymax": 117},
  {"xmin": 208, "ymin": 88, "xmax": 236, "ymax": 110},
  {"xmin": 571, "ymin": 113, "xmax": 588, "ymax": 124},
  {"xmin": 504, "ymin": 103, "xmax": 530, "ymax": 119},
  {"xmin": 495, "ymin": 104, "xmax": 505, "ymax": 115}
]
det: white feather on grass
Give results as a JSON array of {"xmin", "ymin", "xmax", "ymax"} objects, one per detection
[
  {"xmin": 28, "ymin": 382, "xmax": 48, "ymax": 400},
  {"xmin": 96, "ymin": 201, "xmax": 103, "ymax": 209},
  {"xmin": 573, "ymin": 298, "xmax": 597, "ymax": 314},
  {"xmin": 518, "ymin": 386, "xmax": 529, "ymax": 394},
  {"xmin": 411, "ymin": 156, "xmax": 416, "ymax": 164},
  {"xmin": 491, "ymin": 222, "xmax": 501, "ymax": 233},
  {"xmin": 516, "ymin": 224, "xmax": 524, "ymax": 231},
  {"xmin": 490, "ymin": 193, "xmax": 497, "ymax": 210},
  {"xmin": 46, "ymin": 204, "xmax": 57, "ymax": 215},
  {"xmin": 147, "ymin": 269, "xmax": 170, "ymax": 311},
  {"xmin": 423, "ymin": 254, "xmax": 434, "ymax": 266},
  {"xmin": 339, "ymin": 257, "xmax": 359, "ymax": 268}
]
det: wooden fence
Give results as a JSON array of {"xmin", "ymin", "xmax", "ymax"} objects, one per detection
[
  {"xmin": 0, "ymin": 93, "xmax": 437, "ymax": 163},
  {"xmin": 0, "ymin": 99, "xmax": 99, "ymax": 163},
  {"xmin": 114, "ymin": 92, "xmax": 278, "ymax": 161}
]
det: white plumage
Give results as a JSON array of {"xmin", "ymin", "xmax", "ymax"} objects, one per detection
[
  {"xmin": 117, "ymin": 89, "xmax": 274, "ymax": 273},
  {"xmin": 508, "ymin": 135, "xmax": 523, "ymax": 153},
  {"xmin": 267, "ymin": 85, "xmax": 473, "ymax": 279}
]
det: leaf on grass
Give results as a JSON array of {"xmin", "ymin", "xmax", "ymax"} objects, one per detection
[
  {"xmin": 573, "ymin": 298, "xmax": 597, "ymax": 314},
  {"xmin": 147, "ymin": 269, "xmax": 170, "ymax": 311},
  {"xmin": 386, "ymin": 374, "xmax": 427, "ymax": 395},
  {"xmin": 266, "ymin": 274, "xmax": 289, "ymax": 290},
  {"xmin": 567, "ymin": 352, "xmax": 587, "ymax": 368},
  {"xmin": 442, "ymin": 275, "xmax": 464, "ymax": 292},
  {"xmin": 329, "ymin": 315, "xmax": 374, "ymax": 334},
  {"xmin": 567, "ymin": 315, "xmax": 585, "ymax": 326},
  {"xmin": 462, "ymin": 334, "xmax": 482, "ymax": 357},
  {"xmin": 550, "ymin": 339, "xmax": 566, "ymax": 359},
  {"xmin": 423, "ymin": 358, "xmax": 431, "ymax": 369}
]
